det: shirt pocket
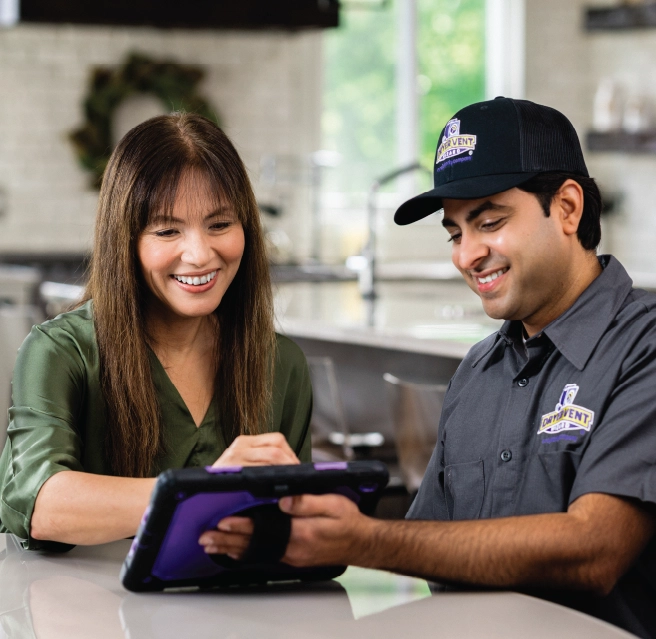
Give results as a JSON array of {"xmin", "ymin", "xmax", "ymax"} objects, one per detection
[
  {"xmin": 445, "ymin": 459, "xmax": 485, "ymax": 520},
  {"xmin": 518, "ymin": 450, "xmax": 582, "ymax": 514}
]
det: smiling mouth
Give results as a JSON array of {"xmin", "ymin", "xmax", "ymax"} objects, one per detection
[
  {"xmin": 475, "ymin": 267, "xmax": 508, "ymax": 285},
  {"xmin": 172, "ymin": 270, "xmax": 217, "ymax": 286}
]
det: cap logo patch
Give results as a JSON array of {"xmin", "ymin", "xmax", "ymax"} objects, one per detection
[
  {"xmin": 435, "ymin": 118, "xmax": 477, "ymax": 167},
  {"xmin": 538, "ymin": 384, "xmax": 594, "ymax": 437}
]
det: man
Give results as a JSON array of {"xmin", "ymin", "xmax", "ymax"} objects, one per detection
[{"xmin": 202, "ymin": 97, "xmax": 656, "ymax": 638}]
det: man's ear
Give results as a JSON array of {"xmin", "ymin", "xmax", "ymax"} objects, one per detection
[{"xmin": 553, "ymin": 179, "xmax": 584, "ymax": 237}]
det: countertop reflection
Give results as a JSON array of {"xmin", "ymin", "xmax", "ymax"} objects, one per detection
[{"xmin": 0, "ymin": 534, "xmax": 635, "ymax": 639}]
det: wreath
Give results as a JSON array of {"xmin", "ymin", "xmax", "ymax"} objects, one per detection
[{"xmin": 69, "ymin": 52, "xmax": 220, "ymax": 188}]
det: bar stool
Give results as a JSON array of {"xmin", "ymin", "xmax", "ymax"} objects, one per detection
[
  {"xmin": 306, "ymin": 356, "xmax": 354, "ymax": 461},
  {"xmin": 306, "ymin": 356, "xmax": 385, "ymax": 462},
  {"xmin": 383, "ymin": 373, "xmax": 448, "ymax": 494}
]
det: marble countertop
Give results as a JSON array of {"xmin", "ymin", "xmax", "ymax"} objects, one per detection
[
  {"xmin": 274, "ymin": 279, "xmax": 501, "ymax": 358},
  {"xmin": 273, "ymin": 262, "xmax": 656, "ymax": 358},
  {"xmin": 0, "ymin": 535, "xmax": 635, "ymax": 639}
]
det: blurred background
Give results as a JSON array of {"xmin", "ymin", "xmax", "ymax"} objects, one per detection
[
  {"xmin": 1, "ymin": 0, "xmax": 652, "ymax": 275},
  {"xmin": 0, "ymin": 0, "xmax": 654, "ymax": 501}
]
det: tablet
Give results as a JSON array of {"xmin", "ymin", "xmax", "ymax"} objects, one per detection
[{"xmin": 120, "ymin": 460, "xmax": 388, "ymax": 592}]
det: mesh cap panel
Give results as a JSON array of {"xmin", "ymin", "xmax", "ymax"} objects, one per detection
[{"xmin": 514, "ymin": 100, "xmax": 589, "ymax": 176}]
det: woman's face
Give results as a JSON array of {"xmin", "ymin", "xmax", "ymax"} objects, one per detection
[{"xmin": 137, "ymin": 171, "xmax": 245, "ymax": 321}]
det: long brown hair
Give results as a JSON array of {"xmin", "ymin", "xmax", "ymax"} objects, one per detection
[{"xmin": 83, "ymin": 113, "xmax": 276, "ymax": 478}]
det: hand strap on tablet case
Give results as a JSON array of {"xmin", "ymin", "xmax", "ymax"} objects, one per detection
[{"xmin": 239, "ymin": 503, "xmax": 292, "ymax": 564}]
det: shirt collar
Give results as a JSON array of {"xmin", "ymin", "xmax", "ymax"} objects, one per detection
[
  {"xmin": 470, "ymin": 331, "xmax": 509, "ymax": 368},
  {"xmin": 494, "ymin": 255, "xmax": 633, "ymax": 371}
]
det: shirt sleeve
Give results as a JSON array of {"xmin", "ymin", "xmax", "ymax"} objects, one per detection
[
  {"xmin": 569, "ymin": 329, "xmax": 656, "ymax": 507},
  {"xmin": 0, "ymin": 324, "xmax": 86, "ymax": 549},
  {"xmin": 272, "ymin": 335, "xmax": 313, "ymax": 463}
]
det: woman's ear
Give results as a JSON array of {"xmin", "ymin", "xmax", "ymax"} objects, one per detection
[{"xmin": 553, "ymin": 179, "xmax": 584, "ymax": 237}]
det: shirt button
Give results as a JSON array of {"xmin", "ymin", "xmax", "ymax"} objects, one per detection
[
  {"xmin": 517, "ymin": 378, "xmax": 528, "ymax": 387},
  {"xmin": 500, "ymin": 449, "xmax": 512, "ymax": 462}
]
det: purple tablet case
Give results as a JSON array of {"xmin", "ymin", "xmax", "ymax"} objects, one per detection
[{"xmin": 120, "ymin": 460, "xmax": 388, "ymax": 592}]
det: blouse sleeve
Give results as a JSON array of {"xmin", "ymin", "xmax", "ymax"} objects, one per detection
[
  {"xmin": 0, "ymin": 324, "xmax": 86, "ymax": 549},
  {"xmin": 272, "ymin": 335, "xmax": 313, "ymax": 463}
]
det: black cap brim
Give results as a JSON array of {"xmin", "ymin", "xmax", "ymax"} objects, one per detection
[{"xmin": 394, "ymin": 171, "xmax": 540, "ymax": 225}]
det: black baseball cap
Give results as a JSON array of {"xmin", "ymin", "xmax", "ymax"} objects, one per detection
[{"xmin": 394, "ymin": 97, "xmax": 589, "ymax": 225}]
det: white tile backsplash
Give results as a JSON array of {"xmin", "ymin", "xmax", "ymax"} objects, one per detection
[
  {"xmin": 526, "ymin": 0, "xmax": 656, "ymax": 273},
  {"xmin": 4, "ymin": 8, "xmax": 656, "ymax": 270},
  {"xmin": 0, "ymin": 24, "xmax": 322, "ymax": 259}
]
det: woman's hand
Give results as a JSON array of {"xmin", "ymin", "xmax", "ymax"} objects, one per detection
[
  {"xmin": 211, "ymin": 432, "xmax": 300, "ymax": 467},
  {"xmin": 202, "ymin": 433, "xmax": 299, "ymax": 555},
  {"xmin": 199, "ymin": 516, "xmax": 254, "ymax": 559}
]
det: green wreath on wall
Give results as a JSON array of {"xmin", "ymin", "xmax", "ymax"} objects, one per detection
[{"xmin": 69, "ymin": 52, "xmax": 220, "ymax": 188}]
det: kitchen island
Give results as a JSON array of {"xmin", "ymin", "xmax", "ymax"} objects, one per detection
[
  {"xmin": 0, "ymin": 534, "xmax": 636, "ymax": 639},
  {"xmin": 274, "ymin": 278, "xmax": 500, "ymax": 443}
]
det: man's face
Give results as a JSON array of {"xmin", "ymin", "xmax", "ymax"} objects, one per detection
[{"xmin": 442, "ymin": 187, "xmax": 573, "ymax": 329}]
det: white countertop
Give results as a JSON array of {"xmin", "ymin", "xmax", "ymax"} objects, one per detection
[
  {"xmin": 273, "ymin": 263, "xmax": 656, "ymax": 358},
  {"xmin": 274, "ymin": 279, "xmax": 501, "ymax": 358},
  {"xmin": 0, "ymin": 534, "xmax": 636, "ymax": 639}
]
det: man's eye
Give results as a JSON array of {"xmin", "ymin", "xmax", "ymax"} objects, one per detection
[
  {"xmin": 481, "ymin": 219, "xmax": 501, "ymax": 230},
  {"xmin": 447, "ymin": 233, "xmax": 461, "ymax": 243}
]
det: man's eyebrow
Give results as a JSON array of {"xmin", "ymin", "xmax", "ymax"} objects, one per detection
[{"xmin": 441, "ymin": 201, "xmax": 509, "ymax": 228}]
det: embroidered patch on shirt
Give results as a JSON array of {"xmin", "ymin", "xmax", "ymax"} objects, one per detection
[
  {"xmin": 435, "ymin": 118, "xmax": 477, "ymax": 166},
  {"xmin": 538, "ymin": 384, "xmax": 594, "ymax": 436}
]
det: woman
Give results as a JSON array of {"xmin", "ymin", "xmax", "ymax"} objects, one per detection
[{"xmin": 0, "ymin": 114, "xmax": 312, "ymax": 550}]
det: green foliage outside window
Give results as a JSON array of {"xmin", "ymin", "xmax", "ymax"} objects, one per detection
[{"xmin": 323, "ymin": 0, "xmax": 485, "ymax": 192}]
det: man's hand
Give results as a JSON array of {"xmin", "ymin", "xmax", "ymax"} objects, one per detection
[
  {"xmin": 199, "ymin": 491, "xmax": 655, "ymax": 596},
  {"xmin": 279, "ymin": 494, "xmax": 370, "ymax": 566},
  {"xmin": 198, "ymin": 493, "xmax": 369, "ymax": 563},
  {"xmin": 212, "ymin": 433, "xmax": 300, "ymax": 468}
]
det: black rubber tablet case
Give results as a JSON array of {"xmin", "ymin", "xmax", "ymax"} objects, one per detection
[{"xmin": 121, "ymin": 460, "xmax": 388, "ymax": 592}]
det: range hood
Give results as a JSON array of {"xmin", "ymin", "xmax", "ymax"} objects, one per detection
[{"xmin": 16, "ymin": 0, "xmax": 339, "ymax": 30}]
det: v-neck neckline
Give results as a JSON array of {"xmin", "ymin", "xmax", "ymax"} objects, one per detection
[{"xmin": 148, "ymin": 348, "xmax": 215, "ymax": 429}]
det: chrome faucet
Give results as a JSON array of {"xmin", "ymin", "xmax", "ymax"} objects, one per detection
[{"xmin": 355, "ymin": 162, "xmax": 431, "ymax": 300}]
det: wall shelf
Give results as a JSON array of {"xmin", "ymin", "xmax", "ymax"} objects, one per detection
[
  {"xmin": 585, "ymin": 3, "xmax": 656, "ymax": 31},
  {"xmin": 18, "ymin": 0, "xmax": 340, "ymax": 30},
  {"xmin": 587, "ymin": 130, "xmax": 656, "ymax": 153}
]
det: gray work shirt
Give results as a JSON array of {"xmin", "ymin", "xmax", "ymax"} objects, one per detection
[{"xmin": 407, "ymin": 256, "xmax": 656, "ymax": 639}]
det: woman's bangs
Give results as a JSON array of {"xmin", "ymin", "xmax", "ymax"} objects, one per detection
[
  {"xmin": 141, "ymin": 165, "xmax": 184, "ymax": 228},
  {"xmin": 202, "ymin": 162, "xmax": 247, "ymax": 226}
]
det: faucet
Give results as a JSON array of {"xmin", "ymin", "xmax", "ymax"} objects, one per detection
[{"xmin": 355, "ymin": 162, "xmax": 432, "ymax": 300}]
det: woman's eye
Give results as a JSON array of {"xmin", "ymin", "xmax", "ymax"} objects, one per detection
[
  {"xmin": 154, "ymin": 228, "xmax": 178, "ymax": 238},
  {"xmin": 210, "ymin": 222, "xmax": 231, "ymax": 231}
]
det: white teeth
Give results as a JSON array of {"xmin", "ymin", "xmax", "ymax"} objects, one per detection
[
  {"xmin": 173, "ymin": 271, "xmax": 217, "ymax": 286},
  {"xmin": 477, "ymin": 268, "xmax": 506, "ymax": 284}
]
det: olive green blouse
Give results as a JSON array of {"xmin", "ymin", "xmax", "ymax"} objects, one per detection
[{"xmin": 0, "ymin": 301, "xmax": 312, "ymax": 549}]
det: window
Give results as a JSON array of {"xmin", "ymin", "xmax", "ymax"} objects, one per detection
[
  {"xmin": 323, "ymin": 0, "xmax": 486, "ymax": 193},
  {"xmin": 320, "ymin": 0, "xmax": 486, "ymax": 263}
]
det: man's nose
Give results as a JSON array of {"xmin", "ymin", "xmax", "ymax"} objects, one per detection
[
  {"xmin": 454, "ymin": 233, "xmax": 489, "ymax": 272},
  {"xmin": 181, "ymin": 231, "xmax": 212, "ymax": 266}
]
